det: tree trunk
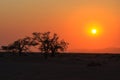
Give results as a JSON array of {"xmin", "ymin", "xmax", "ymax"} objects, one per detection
[
  {"xmin": 44, "ymin": 52, "xmax": 48, "ymax": 59},
  {"xmin": 51, "ymin": 50, "xmax": 56, "ymax": 57},
  {"xmin": 18, "ymin": 49, "xmax": 22, "ymax": 56}
]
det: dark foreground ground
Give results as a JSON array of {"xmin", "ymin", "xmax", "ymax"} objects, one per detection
[{"xmin": 0, "ymin": 52, "xmax": 120, "ymax": 80}]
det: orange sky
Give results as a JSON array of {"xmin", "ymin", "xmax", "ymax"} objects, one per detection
[{"xmin": 0, "ymin": 0, "xmax": 120, "ymax": 52}]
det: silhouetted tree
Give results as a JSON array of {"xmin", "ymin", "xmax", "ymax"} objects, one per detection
[
  {"xmin": 1, "ymin": 45, "xmax": 17, "ymax": 53},
  {"xmin": 32, "ymin": 32, "xmax": 68, "ymax": 58},
  {"xmin": 2, "ymin": 37, "xmax": 38, "ymax": 56}
]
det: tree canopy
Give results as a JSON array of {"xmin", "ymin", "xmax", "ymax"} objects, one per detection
[{"xmin": 1, "ymin": 32, "xmax": 69, "ymax": 57}]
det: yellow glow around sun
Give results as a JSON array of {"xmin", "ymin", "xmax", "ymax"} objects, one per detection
[
  {"xmin": 85, "ymin": 22, "xmax": 103, "ymax": 36},
  {"xmin": 91, "ymin": 29, "xmax": 97, "ymax": 34}
]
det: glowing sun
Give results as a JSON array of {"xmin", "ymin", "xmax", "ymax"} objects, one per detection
[{"xmin": 91, "ymin": 29, "xmax": 97, "ymax": 34}]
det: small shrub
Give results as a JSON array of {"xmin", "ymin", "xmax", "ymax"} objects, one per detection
[{"xmin": 87, "ymin": 61, "xmax": 102, "ymax": 67}]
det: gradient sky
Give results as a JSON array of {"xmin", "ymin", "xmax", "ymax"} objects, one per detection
[{"xmin": 0, "ymin": 0, "xmax": 120, "ymax": 52}]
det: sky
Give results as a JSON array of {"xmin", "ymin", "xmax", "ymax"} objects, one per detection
[{"xmin": 0, "ymin": 0, "xmax": 120, "ymax": 52}]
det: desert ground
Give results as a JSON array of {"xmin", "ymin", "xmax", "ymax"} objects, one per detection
[{"xmin": 0, "ymin": 53, "xmax": 120, "ymax": 80}]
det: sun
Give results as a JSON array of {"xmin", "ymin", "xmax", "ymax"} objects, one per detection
[
  {"xmin": 85, "ymin": 22, "xmax": 102, "ymax": 36},
  {"xmin": 91, "ymin": 29, "xmax": 97, "ymax": 34}
]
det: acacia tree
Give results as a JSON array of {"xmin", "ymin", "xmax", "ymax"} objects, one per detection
[
  {"xmin": 32, "ymin": 32, "xmax": 68, "ymax": 58},
  {"xmin": 2, "ymin": 37, "xmax": 38, "ymax": 56}
]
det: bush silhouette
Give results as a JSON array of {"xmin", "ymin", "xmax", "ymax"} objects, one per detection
[{"xmin": 87, "ymin": 61, "xmax": 102, "ymax": 67}]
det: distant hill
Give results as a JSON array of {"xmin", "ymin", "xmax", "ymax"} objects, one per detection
[{"xmin": 70, "ymin": 48, "xmax": 120, "ymax": 53}]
